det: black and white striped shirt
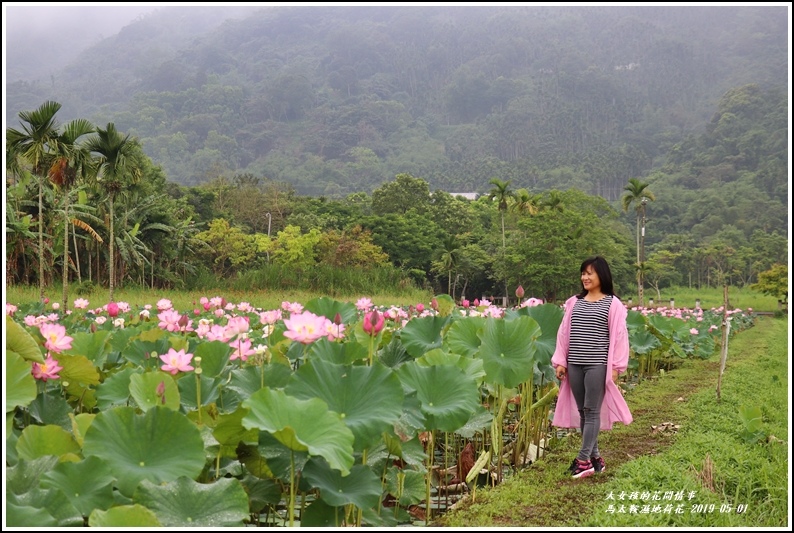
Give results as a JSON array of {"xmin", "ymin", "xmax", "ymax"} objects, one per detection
[{"xmin": 568, "ymin": 295, "xmax": 611, "ymax": 365}]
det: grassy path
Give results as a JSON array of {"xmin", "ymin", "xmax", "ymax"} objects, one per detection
[{"xmin": 436, "ymin": 316, "xmax": 789, "ymax": 527}]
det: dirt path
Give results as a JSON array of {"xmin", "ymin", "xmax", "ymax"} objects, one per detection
[{"xmin": 434, "ymin": 324, "xmax": 754, "ymax": 527}]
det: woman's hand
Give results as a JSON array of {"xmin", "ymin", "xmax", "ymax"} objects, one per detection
[
  {"xmin": 612, "ymin": 369, "xmax": 619, "ymax": 383},
  {"xmin": 555, "ymin": 366, "xmax": 567, "ymax": 380}
]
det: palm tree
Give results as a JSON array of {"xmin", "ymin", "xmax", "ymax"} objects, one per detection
[
  {"xmin": 436, "ymin": 234, "xmax": 461, "ymax": 298},
  {"xmin": 511, "ymin": 189, "xmax": 541, "ymax": 217},
  {"xmin": 488, "ymin": 178, "xmax": 514, "ymax": 301},
  {"xmin": 85, "ymin": 123, "xmax": 141, "ymax": 301},
  {"xmin": 6, "ymin": 101, "xmax": 62, "ymax": 301},
  {"xmin": 49, "ymin": 119, "xmax": 95, "ymax": 310},
  {"xmin": 621, "ymin": 178, "xmax": 656, "ymax": 306}
]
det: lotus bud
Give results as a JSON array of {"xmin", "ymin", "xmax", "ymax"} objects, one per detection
[
  {"xmin": 178, "ymin": 314, "xmax": 189, "ymax": 328},
  {"xmin": 363, "ymin": 309, "xmax": 384, "ymax": 336},
  {"xmin": 334, "ymin": 312, "xmax": 343, "ymax": 325},
  {"xmin": 473, "ymin": 299, "xmax": 480, "ymax": 307},
  {"xmin": 516, "ymin": 285, "xmax": 525, "ymax": 299},
  {"xmin": 461, "ymin": 299, "xmax": 470, "ymax": 308},
  {"xmin": 415, "ymin": 303, "xmax": 425, "ymax": 313},
  {"xmin": 431, "ymin": 298, "xmax": 438, "ymax": 311},
  {"xmin": 107, "ymin": 301, "xmax": 119, "ymax": 318}
]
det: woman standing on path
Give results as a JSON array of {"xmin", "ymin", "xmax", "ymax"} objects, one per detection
[{"xmin": 552, "ymin": 256, "xmax": 633, "ymax": 478}]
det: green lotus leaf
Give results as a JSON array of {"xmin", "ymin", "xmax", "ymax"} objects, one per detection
[
  {"xmin": 378, "ymin": 335, "xmax": 413, "ymax": 367},
  {"xmin": 134, "ymin": 476, "xmax": 249, "ymax": 527},
  {"xmin": 192, "ymin": 340, "xmax": 232, "ymax": 377},
  {"xmin": 129, "ymin": 371, "xmax": 180, "ymax": 411},
  {"xmin": 396, "ymin": 362, "xmax": 481, "ymax": 432},
  {"xmin": 6, "ymin": 455, "xmax": 60, "ymax": 495},
  {"xmin": 65, "ymin": 329, "xmax": 112, "ymax": 367},
  {"xmin": 628, "ymin": 329, "xmax": 661, "ymax": 355},
  {"xmin": 454, "ymin": 404, "xmax": 494, "ymax": 438},
  {"xmin": 228, "ymin": 364, "xmax": 292, "ymax": 400},
  {"xmin": 306, "ymin": 336, "xmax": 368, "ymax": 365},
  {"xmin": 304, "ymin": 296, "xmax": 359, "ymax": 324},
  {"xmin": 6, "ymin": 351, "xmax": 37, "ymax": 412},
  {"xmin": 95, "ymin": 367, "xmax": 136, "ymax": 410},
  {"xmin": 57, "ymin": 353, "xmax": 100, "ymax": 386},
  {"xmin": 27, "ymin": 389, "xmax": 73, "ymax": 427},
  {"xmin": 385, "ymin": 466, "xmax": 427, "ymax": 506},
  {"xmin": 626, "ymin": 309, "xmax": 647, "ymax": 331},
  {"xmin": 399, "ymin": 315, "xmax": 450, "ymax": 358},
  {"xmin": 303, "ymin": 458, "xmax": 382, "ymax": 509},
  {"xmin": 444, "ymin": 316, "xmax": 485, "ymax": 357},
  {"xmin": 252, "ymin": 430, "xmax": 309, "ymax": 482},
  {"xmin": 7, "ymin": 487, "xmax": 83, "ymax": 526},
  {"xmin": 433, "ymin": 293, "xmax": 457, "ymax": 316},
  {"xmin": 239, "ymin": 473, "xmax": 283, "ymax": 511},
  {"xmin": 124, "ymin": 338, "xmax": 171, "ymax": 370},
  {"xmin": 300, "ymin": 498, "xmax": 347, "ymax": 527},
  {"xmin": 40, "ymin": 455, "xmax": 115, "ymax": 516},
  {"xmin": 5, "ymin": 502, "xmax": 59, "ymax": 527},
  {"xmin": 6, "ymin": 315, "xmax": 45, "ymax": 363},
  {"xmin": 82, "ymin": 406, "xmax": 206, "ymax": 497},
  {"xmin": 512, "ymin": 303, "xmax": 564, "ymax": 362},
  {"xmin": 69, "ymin": 412, "xmax": 96, "ymax": 448},
  {"xmin": 417, "ymin": 348, "xmax": 486, "ymax": 385},
  {"xmin": 478, "ymin": 316, "xmax": 541, "ymax": 388},
  {"xmin": 89, "ymin": 504, "xmax": 162, "ymax": 527},
  {"xmin": 177, "ymin": 373, "xmax": 220, "ymax": 409},
  {"xmin": 16, "ymin": 424, "xmax": 80, "ymax": 461},
  {"xmin": 213, "ymin": 407, "xmax": 258, "ymax": 455},
  {"xmin": 286, "ymin": 359, "xmax": 404, "ymax": 451},
  {"xmin": 242, "ymin": 387, "xmax": 354, "ymax": 476},
  {"xmin": 108, "ymin": 327, "xmax": 139, "ymax": 354}
]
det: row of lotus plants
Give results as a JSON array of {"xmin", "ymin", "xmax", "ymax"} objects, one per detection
[{"xmin": 5, "ymin": 293, "xmax": 754, "ymax": 527}]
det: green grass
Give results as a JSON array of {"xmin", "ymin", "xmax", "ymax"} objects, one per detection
[
  {"xmin": 639, "ymin": 286, "xmax": 779, "ymax": 313},
  {"xmin": 436, "ymin": 316, "xmax": 789, "ymax": 527},
  {"xmin": 4, "ymin": 284, "xmax": 434, "ymax": 313}
]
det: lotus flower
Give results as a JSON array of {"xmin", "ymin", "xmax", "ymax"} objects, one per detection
[
  {"xmin": 32, "ymin": 354, "xmax": 63, "ymax": 381},
  {"xmin": 39, "ymin": 322, "xmax": 73, "ymax": 353},
  {"xmin": 159, "ymin": 348, "xmax": 194, "ymax": 375},
  {"xmin": 363, "ymin": 309, "xmax": 385, "ymax": 336}
]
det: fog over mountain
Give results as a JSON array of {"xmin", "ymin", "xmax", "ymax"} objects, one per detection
[{"xmin": 4, "ymin": 4, "xmax": 161, "ymax": 82}]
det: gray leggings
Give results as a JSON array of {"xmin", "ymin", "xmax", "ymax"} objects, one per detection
[{"xmin": 567, "ymin": 363, "xmax": 607, "ymax": 461}]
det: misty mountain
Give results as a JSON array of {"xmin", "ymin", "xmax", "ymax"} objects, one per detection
[{"xmin": 5, "ymin": 5, "xmax": 788, "ymax": 200}]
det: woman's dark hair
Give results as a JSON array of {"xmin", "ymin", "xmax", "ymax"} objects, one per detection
[{"xmin": 577, "ymin": 256, "xmax": 616, "ymax": 299}]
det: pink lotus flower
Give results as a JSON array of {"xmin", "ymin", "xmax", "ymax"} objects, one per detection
[
  {"xmin": 520, "ymin": 297, "xmax": 544, "ymax": 308},
  {"xmin": 415, "ymin": 303, "xmax": 425, "ymax": 313},
  {"xmin": 73, "ymin": 298, "xmax": 89, "ymax": 309},
  {"xmin": 355, "ymin": 297, "xmax": 373, "ymax": 311},
  {"xmin": 690, "ymin": 328, "xmax": 699, "ymax": 335},
  {"xmin": 283, "ymin": 311, "xmax": 328, "ymax": 344},
  {"xmin": 6, "ymin": 303, "xmax": 18, "ymax": 315},
  {"xmin": 159, "ymin": 348, "xmax": 194, "ymax": 375},
  {"xmin": 229, "ymin": 338, "xmax": 256, "ymax": 362},
  {"xmin": 156, "ymin": 298, "xmax": 173, "ymax": 311},
  {"xmin": 259, "ymin": 309, "xmax": 282, "ymax": 325},
  {"xmin": 206, "ymin": 324, "xmax": 233, "ymax": 343},
  {"xmin": 157, "ymin": 309, "xmax": 183, "ymax": 332},
  {"xmin": 226, "ymin": 316, "xmax": 250, "ymax": 336},
  {"xmin": 363, "ymin": 309, "xmax": 385, "ymax": 336},
  {"xmin": 32, "ymin": 354, "xmax": 63, "ymax": 381},
  {"xmin": 39, "ymin": 323, "xmax": 73, "ymax": 353},
  {"xmin": 461, "ymin": 299, "xmax": 470, "ymax": 308},
  {"xmin": 282, "ymin": 301, "xmax": 304, "ymax": 314},
  {"xmin": 107, "ymin": 301, "xmax": 119, "ymax": 317}
]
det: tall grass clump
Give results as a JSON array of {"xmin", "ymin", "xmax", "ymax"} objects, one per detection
[{"xmin": 581, "ymin": 317, "xmax": 788, "ymax": 527}]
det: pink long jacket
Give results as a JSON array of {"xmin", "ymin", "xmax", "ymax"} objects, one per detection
[{"xmin": 551, "ymin": 295, "xmax": 633, "ymax": 430}]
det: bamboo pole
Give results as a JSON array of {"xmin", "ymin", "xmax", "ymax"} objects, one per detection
[{"xmin": 716, "ymin": 285, "xmax": 730, "ymax": 401}]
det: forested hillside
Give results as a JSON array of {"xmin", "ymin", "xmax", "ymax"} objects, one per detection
[{"xmin": 5, "ymin": 5, "xmax": 789, "ymax": 301}]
